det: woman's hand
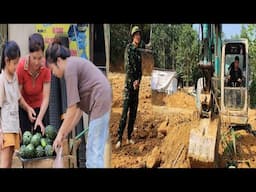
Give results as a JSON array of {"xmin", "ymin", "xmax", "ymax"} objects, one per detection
[
  {"xmin": 34, "ymin": 118, "xmax": 45, "ymax": 135},
  {"xmin": 133, "ymin": 80, "xmax": 140, "ymax": 90},
  {"xmin": 27, "ymin": 107, "xmax": 36, "ymax": 123},
  {"xmin": 53, "ymin": 133, "xmax": 64, "ymax": 152}
]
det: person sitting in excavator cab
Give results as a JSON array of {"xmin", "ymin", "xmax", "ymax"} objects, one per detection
[
  {"xmin": 226, "ymin": 56, "xmax": 243, "ymax": 107},
  {"xmin": 228, "ymin": 56, "xmax": 243, "ymax": 87}
]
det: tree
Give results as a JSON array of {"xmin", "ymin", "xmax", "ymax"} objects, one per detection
[
  {"xmin": 230, "ymin": 34, "xmax": 240, "ymax": 39},
  {"xmin": 151, "ymin": 24, "xmax": 199, "ymax": 86},
  {"xmin": 151, "ymin": 24, "xmax": 183, "ymax": 69},
  {"xmin": 176, "ymin": 25, "xmax": 199, "ymax": 86},
  {"xmin": 110, "ymin": 24, "xmax": 130, "ymax": 67},
  {"xmin": 238, "ymin": 24, "xmax": 256, "ymax": 107}
]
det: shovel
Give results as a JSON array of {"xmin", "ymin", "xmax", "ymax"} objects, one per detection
[{"xmin": 69, "ymin": 127, "xmax": 89, "ymax": 155}]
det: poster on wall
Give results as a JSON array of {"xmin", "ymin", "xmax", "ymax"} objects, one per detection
[{"xmin": 35, "ymin": 24, "xmax": 90, "ymax": 59}]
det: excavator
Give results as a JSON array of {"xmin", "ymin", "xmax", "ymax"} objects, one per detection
[{"xmin": 187, "ymin": 24, "xmax": 249, "ymax": 167}]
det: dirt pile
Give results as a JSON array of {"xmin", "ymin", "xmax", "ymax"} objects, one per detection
[
  {"xmin": 152, "ymin": 90, "xmax": 197, "ymax": 109},
  {"xmin": 109, "ymin": 72, "xmax": 256, "ymax": 168},
  {"xmin": 219, "ymin": 108, "xmax": 256, "ymax": 168},
  {"xmin": 109, "ymin": 72, "xmax": 200, "ymax": 168},
  {"xmin": 146, "ymin": 112, "xmax": 200, "ymax": 168},
  {"xmin": 109, "ymin": 73, "xmax": 162, "ymax": 168},
  {"xmin": 164, "ymin": 91, "xmax": 197, "ymax": 109}
]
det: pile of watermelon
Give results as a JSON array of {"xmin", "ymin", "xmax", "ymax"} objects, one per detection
[{"xmin": 19, "ymin": 125, "xmax": 58, "ymax": 159}]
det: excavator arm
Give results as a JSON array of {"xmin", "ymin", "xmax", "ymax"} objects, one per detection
[
  {"xmin": 197, "ymin": 24, "xmax": 222, "ymax": 118},
  {"xmin": 188, "ymin": 24, "xmax": 222, "ymax": 167}
]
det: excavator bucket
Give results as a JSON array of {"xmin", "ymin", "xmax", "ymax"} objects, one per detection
[{"xmin": 188, "ymin": 117, "xmax": 220, "ymax": 167}]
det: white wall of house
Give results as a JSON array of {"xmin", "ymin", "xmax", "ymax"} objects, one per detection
[{"xmin": 8, "ymin": 24, "xmax": 36, "ymax": 56}]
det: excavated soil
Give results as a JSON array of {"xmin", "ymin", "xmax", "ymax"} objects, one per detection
[
  {"xmin": 109, "ymin": 72, "xmax": 200, "ymax": 168},
  {"xmin": 109, "ymin": 72, "xmax": 256, "ymax": 168},
  {"xmin": 219, "ymin": 109, "xmax": 256, "ymax": 168}
]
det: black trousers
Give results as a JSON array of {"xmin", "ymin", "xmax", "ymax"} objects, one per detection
[
  {"xmin": 19, "ymin": 107, "xmax": 49, "ymax": 134},
  {"xmin": 117, "ymin": 89, "xmax": 139, "ymax": 141}
]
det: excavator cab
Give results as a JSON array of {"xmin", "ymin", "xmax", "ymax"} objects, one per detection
[{"xmin": 221, "ymin": 39, "xmax": 249, "ymax": 126}]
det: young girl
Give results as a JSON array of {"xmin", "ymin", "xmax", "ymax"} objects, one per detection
[{"xmin": 0, "ymin": 41, "xmax": 22, "ymax": 168}]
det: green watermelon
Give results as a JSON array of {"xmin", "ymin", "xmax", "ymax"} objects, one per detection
[
  {"xmin": 23, "ymin": 131, "xmax": 32, "ymax": 145},
  {"xmin": 30, "ymin": 134, "xmax": 41, "ymax": 147},
  {"xmin": 35, "ymin": 133, "xmax": 42, "ymax": 140},
  {"xmin": 45, "ymin": 144, "xmax": 54, "ymax": 156},
  {"xmin": 45, "ymin": 125, "xmax": 57, "ymax": 140},
  {"xmin": 45, "ymin": 138, "xmax": 53, "ymax": 145},
  {"xmin": 35, "ymin": 145, "xmax": 44, "ymax": 157},
  {"xmin": 40, "ymin": 138, "xmax": 47, "ymax": 148},
  {"xmin": 25, "ymin": 144, "xmax": 35, "ymax": 158},
  {"xmin": 19, "ymin": 145, "xmax": 26, "ymax": 158}
]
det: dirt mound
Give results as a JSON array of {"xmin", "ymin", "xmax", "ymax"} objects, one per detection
[
  {"xmin": 109, "ymin": 72, "xmax": 201, "ymax": 168},
  {"xmin": 109, "ymin": 73, "xmax": 162, "ymax": 168},
  {"xmin": 146, "ymin": 113, "xmax": 200, "ymax": 168},
  {"xmin": 152, "ymin": 90, "xmax": 197, "ymax": 109},
  {"xmin": 164, "ymin": 91, "xmax": 197, "ymax": 109},
  {"xmin": 218, "ymin": 108, "xmax": 256, "ymax": 168}
]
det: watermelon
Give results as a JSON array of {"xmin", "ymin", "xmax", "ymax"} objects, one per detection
[
  {"xmin": 45, "ymin": 125, "xmax": 57, "ymax": 140},
  {"xmin": 40, "ymin": 138, "xmax": 47, "ymax": 148},
  {"xmin": 19, "ymin": 145, "xmax": 26, "ymax": 158},
  {"xmin": 44, "ymin": 138, "xmax": 53, "ymax": 145},
  {"xmin": 30, "ymin": 134, "xmax": 41, "ymax": 147},
  {"xmin": 25, "ymin": 144, "xmax": 35, "ymax": 158},
  {"xmin": 35, "ymin": 132, "xmax": 42, "ymax": 140},
  {"xmin": 23, "ymin": 131, "xmax": 32, "ymax": 145},
  {"xmin": 35, "ymin": 145, "xmax": 44, "ymax": 157},
  {"xmin": 45, "ymin": 144, "xmax": 54, "ymax": 156}
]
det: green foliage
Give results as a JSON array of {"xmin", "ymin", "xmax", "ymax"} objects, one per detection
[
  {"xmin": 151, "ymin": 24, "xmax": 181, "ymax": 69},
  {"xmin": 239, "ymin": 24, "xmax": 256, "ymax": 107},
  {"xmin": 176, "ymin": 25, "xmax": 199, "ymax": 86},
  {"xmin": 249, "ymin": 78, "xmax": 256, "ymax": 108},
  {"xmin": 221, "ymin": 128, "xmax": 241, "ymax": 157},
  {"xmin": 110, "ymin": 24, "xmax": 130, "ymax": 65},
  {"xmin": 230, "ymin": 34, "xmax": 240, "ymax": 40},
  {"xmin": 151, "ymin": 24, "xmax": 199, "ymax": 85}
]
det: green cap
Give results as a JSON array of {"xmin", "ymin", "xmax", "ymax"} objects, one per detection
[{"xmin": 131, "ymin": 26, "xmax": 141, "ymax": 36}]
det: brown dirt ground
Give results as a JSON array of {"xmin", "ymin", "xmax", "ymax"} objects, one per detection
[
  {"xmin": 109, "ymin": 72, "xmax": 161, "ymax": 168},
  {"xmin": 109, "ymin": 72, "xmax": 200, "ymax": 168},
  {"xmin": 109, "ymin": 71, "xmax": 256, "ymax": 168},
  {"xmin": 218, "ymin": 109, "xmax": 256, "ymax": 168}
]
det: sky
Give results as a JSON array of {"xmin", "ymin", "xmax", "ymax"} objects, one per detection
[
  {"xmin": 193, "ymin": 24, "xmax": 243, "ymax": 39},
  {"xmin": 222, "ymin": 24, "xmax": 242, "ymax": 38}
]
